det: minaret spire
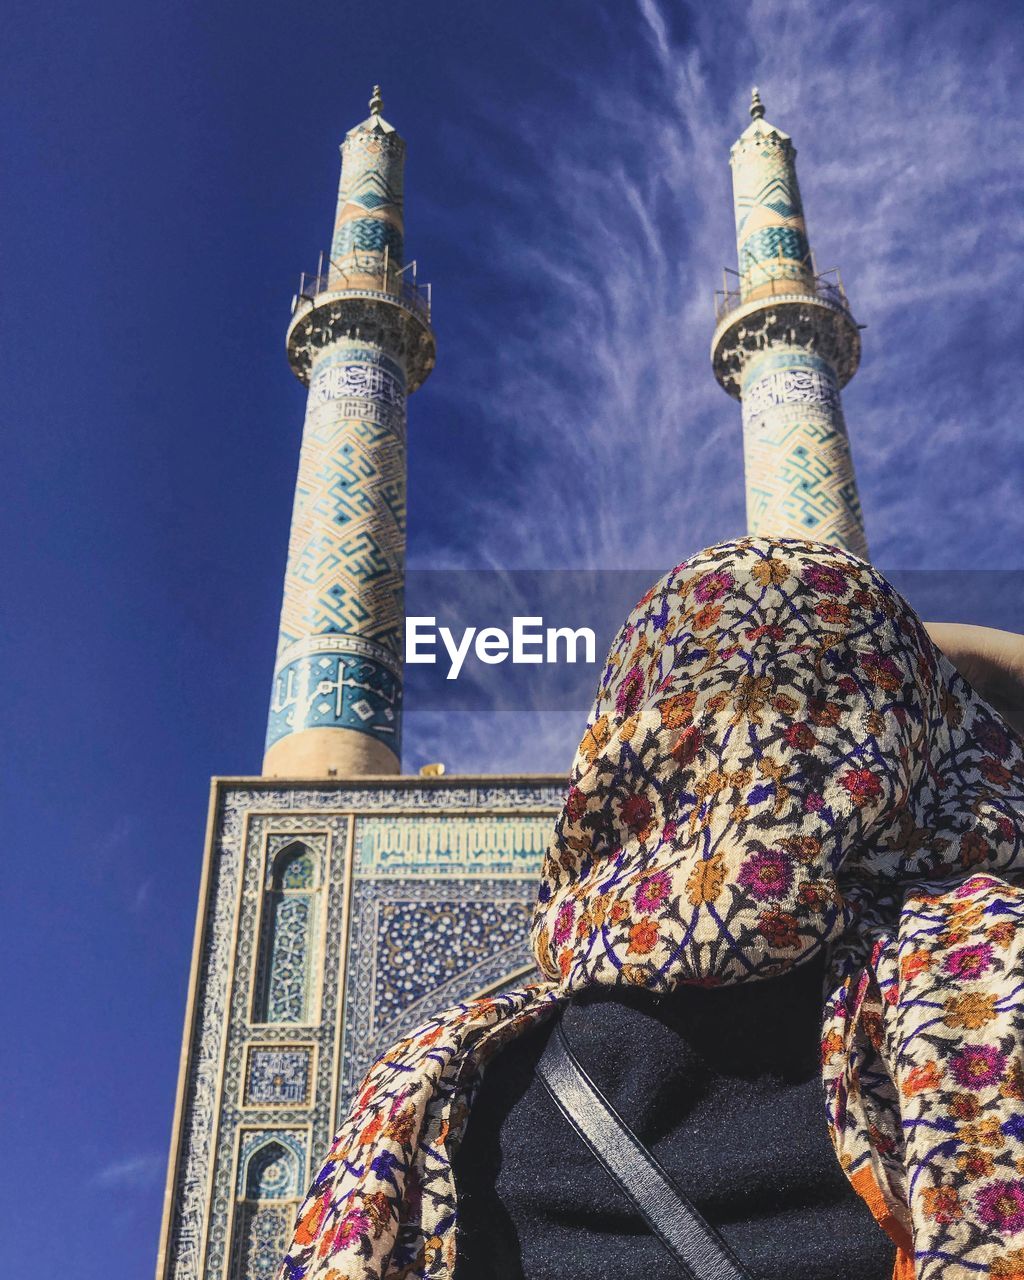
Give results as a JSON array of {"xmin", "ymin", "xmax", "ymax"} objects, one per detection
[
  {"xmin": 263, "ymin": 93, "xmax": 435, "ymax": 778},
  {"xmin": 711, "ymin": 91, "xmax": 868, "ymax": 558}
]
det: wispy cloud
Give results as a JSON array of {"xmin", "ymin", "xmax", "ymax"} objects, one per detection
[
  {"xmin": 415, "ymin": 0, "xmax": 1021, "ymax": 567},
  {"xmin": 93, "ymin": 1151, "xmax": 165, "ymax": 1190},
  {"xmin": 637, "ymin": 0, "xmax": 671, "ymax": 59},
  {"xmin": 130, "ymin": 876, "xmax": 155, "ymax": 914},
  {"xmin": 405, "ymin": 709, "xmax": 582, "ymax": 776},
  {"xmin": 91, "ymin": 814, "xmax": 137, "ymax": 862}
]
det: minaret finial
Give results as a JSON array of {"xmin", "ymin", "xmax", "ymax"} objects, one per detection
[
  {"xmin": 749, "ymin": 86, "xmax": 765, "ymax": 120},
  {"xmin": 369, "ymin": 84, "xmax": 384, "ymax": 116}
]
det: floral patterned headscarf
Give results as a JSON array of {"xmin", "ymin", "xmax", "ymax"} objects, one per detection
[{"xmin": 280, "ymin": 537, "xmax": 1024, "ymax": 1280}]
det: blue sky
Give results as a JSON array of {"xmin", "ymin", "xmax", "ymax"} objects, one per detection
[{"xmin": 2, "ymin": 1, "xmax": 1022, "ymax": 1274}]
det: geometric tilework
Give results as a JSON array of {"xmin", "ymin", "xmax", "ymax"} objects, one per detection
[
  {"xmin": 244, "ymin": 1046, "xmax": 314, "ymax": 1107},
  {"xmin": 341, "ymin": 877, "xmax": 539, "ymax": 1105},
  {"xmin": 238, "ymin": 1135, "xmax": 304, "ymax": 1200},
  {"xmin": 228, "ymin": 1202, "xmax": 299, "ymax": 1280},
  {"xmin": 375, "ymin": 897, "xmax": 535, "ymax": 1027},
  {"xmin": 331, "ymin": 117, "xmax": 405, "ymax": 278},
  {"xmin": 266, "ymin": 647, "xmax": 400, "ymax": 752},
  {"xmin": 257, "ymin": 889, "xmax": 312, "ymax": 1024},
  {"xmin": 731, "ymin": 116, "xmax": 814, "ymax": 297},
  {"xmin": 337, "ymin": 126, "xmax": 404, "ymax": 201},
  {"xmin": 158, "ymin": 778, "xmax": 563, "ymax": 1280},
  {"xmin": 739, "ymin": 224, "xmax": 809, "ymax": 280},
  {"xmin": 332, "ymin": 217, "xmax": 404, "ymax": 263},
  {"xmin": 277, "ymin": 347, "xmax": 407, "ymax": 653},
  {"xmin": 267, "ymin": 338, "xmax": 408, "ymax": 757},
  {"xmin": 338, "ymin": 141, "xmax": 403, "ymax": 213},
  {"xmin": 253, "ymin": 843, "xmax": 321, "ymax": 1024},
  {"xmin": 263, "ymin": 895, "xmax": 312, "ymax": 1022},
  {"xmin": 280, "ymin": 850, "xmax": 315, "ymax": 890},
  {"xmin": 741, "ymin": 347, "xmax": 868, "ymax": 558}
]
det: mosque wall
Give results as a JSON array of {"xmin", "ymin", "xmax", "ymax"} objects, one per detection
[{"xmin": 156, "ymin": 775, "xmax": 562, "ymax": 1280}]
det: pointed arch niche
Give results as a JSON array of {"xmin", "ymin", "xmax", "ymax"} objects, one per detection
[
  {"xmin": 252, "ymin": 840, "xmax": 322, "ymax": 1024},
  {"xmin": 229, "ymin": 1132, "xmax": 305, "ymax": 1280}
]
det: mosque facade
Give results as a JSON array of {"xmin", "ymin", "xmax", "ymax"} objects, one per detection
[{"xmin": 156, "ymin": 88, "xmax": 866, "ymax": 1280}]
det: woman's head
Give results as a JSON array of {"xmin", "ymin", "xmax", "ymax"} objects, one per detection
[{"xmin": 532, "ymin": 536, "xmax": 1022, "ymax": 992}]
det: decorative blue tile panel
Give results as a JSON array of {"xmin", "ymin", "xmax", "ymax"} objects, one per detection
[
  {"xmin": 245, "ymin": 1142, "xmax": 298, "ymax": 1200},
  {"xmin": 331, "ymin": 216, "xmax": 404, "ymax": 263},
  {"xmin": 237, "ymin": 1130, "xmax": 307, "ymax": 1200},
  {"xmin": 245, "ymin": 1046, "xmax": 313, "ymax": 1106},
  {"xmin": 375, "ymin": 898, "xmax": 535, "ymax": 1029},
  {"xmin": 261, "ymin": 895, "xmax": 313, "ymax": 1023},
  {"xmin": 230, "ymin": 1203, "xmax": 298, "ymax": 1280},
  {"xmin": 739, "ymin": 224, "xmax": 810, "ymax": 274},
  {"xmin": 339, "ymin": 809, "xmax": 557, "ymax": 1105},
  {"xmin": 266, "ymin": 648, "xmax": 400, "ymax": 754},
  {"xmin": 279, "ymin": 851, "xmax": 315, "ymax": 891}
]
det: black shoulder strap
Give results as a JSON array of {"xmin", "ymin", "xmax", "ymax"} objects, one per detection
[{"xmin": 536, "ymin": 1017, "xmax": 755, "ymax": 1280}]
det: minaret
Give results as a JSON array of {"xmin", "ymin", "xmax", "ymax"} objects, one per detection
[
  {"xmin": 711, "ymin": 88, "xmax": 868, "ymax": 559},
  {"xmin": 156, "ymin": 87, "xmax": 565, "ymax": 1280},
  {"xmin": 263, "ymin": 87, "xmax": 435, "ymax": 778}
]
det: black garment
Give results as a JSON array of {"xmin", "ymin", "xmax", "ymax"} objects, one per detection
[{"xmin": 453, "ymin": 956, "xmax": 895, "ymax": 1280}]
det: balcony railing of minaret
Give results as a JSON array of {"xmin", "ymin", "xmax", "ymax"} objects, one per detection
[
  {"xmin": 291, "ymin": 249, "xmax": 432, "ymax": 325},
  {"xmin": 713, "ymin": 263, "xmax": 853, "ymax": 324}
]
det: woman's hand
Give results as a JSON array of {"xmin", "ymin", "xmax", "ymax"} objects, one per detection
[{"xmin": 924, "ymin": 622, "xmax": 1024, "ymax": 736}]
